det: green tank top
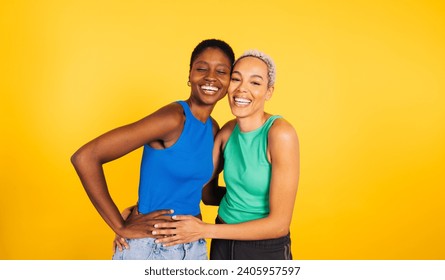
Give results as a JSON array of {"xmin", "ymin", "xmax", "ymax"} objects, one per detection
[{"xmin": 218, "ymin": 115, "xmax": 282, "ymax": 224}]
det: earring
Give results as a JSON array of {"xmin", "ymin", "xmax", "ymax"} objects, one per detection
[{"xmin": 187, "ymin": 81, "xmax": 191, "ymax": 87}]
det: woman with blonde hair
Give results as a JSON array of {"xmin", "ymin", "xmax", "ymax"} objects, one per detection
[{"xmin": 151, "ymin": 50, "xmax": 300, "ymax": 260}]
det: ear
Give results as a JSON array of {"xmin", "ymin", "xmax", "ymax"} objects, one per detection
[{"xmin": 265, "ymin": 86, "xmax": 274, "ymax": 100}]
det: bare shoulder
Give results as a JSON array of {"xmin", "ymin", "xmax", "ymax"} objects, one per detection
[
  {"xmin": 137, "ymin": 102, "xmax": 184, "ymax": 130},
  {"xmin": 269, "ymin": 117, "xmax": 299, "ymax": 144},
  {"xmin": 132, "ymin": 102, "xmax": 185, "ymax": 144},
  {"xmin": 218, "ymin": 119, "xmax": 237, "ymax": 139},
  {"xmin": 148, "ymin": 102, "xmax": 184, "ymax": 123},
  {"xmin": 215, "ymin": 119, "xmax": 237, "ymax": 148},
  {"xmin": 210, "ymin": 116, "xmax": 220, "ymax": 137},
  {"xmin": 221, "ymin": 119, "xmax": 237, "ymax": 131},
  {"xmin": 268, "ymin": 118, "xmax": 299, "ymax": 165}
]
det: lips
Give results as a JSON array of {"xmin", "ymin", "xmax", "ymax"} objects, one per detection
[
  {"xmin": 201, "ymin": 85, "xmax": 219, "ymax": 94},
  {"xmin": 234, "ymin": 97, "xmax": 252, "ymax": 106}
]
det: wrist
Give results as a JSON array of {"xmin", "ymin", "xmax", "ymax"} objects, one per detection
[
  {"xmin": 204, "ymin": 223, "xmax": 217, "ymax": 239},
  {"xmin": 113, "ymin": 219, "xmax": 127, "ymax": 237}
]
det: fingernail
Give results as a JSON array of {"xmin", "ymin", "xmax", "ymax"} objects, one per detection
[
  {"xmin": 152, "ymin": 231, "xmax": 157, "ymax": 235},
  {"xmin": 172, "ymin": 215, "xmax": 177, "ymax": 219},
  {"xmin": 154, "ymin": 224, "xmax": 158, "ymax": 228},
  {"xmin": 170, "ymin": 209, "xmax": 174, "ymax": 213}
]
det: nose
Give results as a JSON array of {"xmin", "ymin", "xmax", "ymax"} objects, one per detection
[
  {"xmin": 238, "ymin": 81, "xmax": 248, "ymax": 93},
  {"xmin": 205, "ymin": 70, "xmax": 217, "ymax": 82},
  {"xmin": 231, "ymin": 84, "xmax": 247, "ymax": 95}
]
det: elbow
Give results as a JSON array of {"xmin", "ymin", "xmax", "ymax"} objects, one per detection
[
  {"xmin": 201, "ymin": 197, "xmax": 217, "ymax": 206},
  {"xmin": 70, "ymin": 150, "xmax": 80, "ymax": 168},
  {"xmin": 201, "ymin": 185, "xmax": 223, "ymax": 206},
  {"xmin": 267, "ymin": 219, "xmax": 291, "ymax": 239},
  {"xmin": 201, "ymin": 197, "xmax": 211, "ymax": 205},
  {"xmin": 273, "ymin": 226, "xmax": 290, "ymax": 239},
  {"xmin": 264, "ymin": 226, "xmax": 289, "ymax": 239},
  {"xmin": 268, "ymin": 227, "xmax": 289, "ymax": 239},
  {"xmin": 70, "ymin": 146, "xmax": 92, "ymax": 170}
]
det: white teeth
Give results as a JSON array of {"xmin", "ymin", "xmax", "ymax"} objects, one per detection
[
  {"xmin": 201, "ymin": 85, "xmax": 218, "ymax": 92},
  {"xmin": 234, "ymin": 97, "xmax": 251, "ymax": 104}
]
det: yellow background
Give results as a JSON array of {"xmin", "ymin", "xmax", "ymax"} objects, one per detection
[{"xmin": 1, "ymin": 0, "xmax": 444, "ymax": 260}]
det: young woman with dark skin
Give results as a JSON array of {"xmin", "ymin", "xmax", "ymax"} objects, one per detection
[
  {"xmin": 149, "ymin": 50, "xmax": 300, "ymax": 260},
  {"xmin": 71, "ymin": 39, "xmax": 234, "ymax": 260}
]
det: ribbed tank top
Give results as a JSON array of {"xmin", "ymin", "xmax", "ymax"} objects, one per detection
[
  {"xmin": 218, "ymin": 115, "xmax": 282, "ymax": 224},
  {"xmin": 137, "ymin": 101, "xmax": 214, "ymax": 215}
]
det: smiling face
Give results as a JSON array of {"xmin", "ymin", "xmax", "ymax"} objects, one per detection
[
  {"xmin": 188, "ymin": 47, "xmax": 232, "ymax": 106},
  {"xmin": 228, "ymin": 56, "xmax": 274, "ymax": 119}
]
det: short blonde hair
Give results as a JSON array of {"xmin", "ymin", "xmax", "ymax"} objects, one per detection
[{"xmin": 234, "ymin": 50, "xmax": 276, "ymax": 87}]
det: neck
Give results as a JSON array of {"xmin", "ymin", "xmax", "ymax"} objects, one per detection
[
  {"xmin": 185, "ymin": 98, "xmax": 215, "ymax": 123},
  {"xmin": 237, "ymin": 112, "xmax": 270, "ymax": 132}
]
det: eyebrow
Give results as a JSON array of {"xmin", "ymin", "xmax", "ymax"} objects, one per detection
[
  {"xmin": 195, "ymin": 61, "xmax": 231, "ymax": 69},
  {"xmin": 232, "ymin": 71, "xmax": 264, "ymax": 80}
]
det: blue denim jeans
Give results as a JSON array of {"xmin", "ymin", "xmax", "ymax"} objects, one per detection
[{"xmin": 112, "ymin": 237, "xmax": 207, "ymax": 260}]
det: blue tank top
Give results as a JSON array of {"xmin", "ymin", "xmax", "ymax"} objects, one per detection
[{"xmin": 137, "ymin": 101, "xmax": 214, "ymax": 215}]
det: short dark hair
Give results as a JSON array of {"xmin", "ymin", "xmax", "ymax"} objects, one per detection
[{"xmin": 189, "ymin": 39, "xmax": 235, "ymax": 71}]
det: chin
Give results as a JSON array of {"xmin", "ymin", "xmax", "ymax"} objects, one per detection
[
  {"xmin": 202, "ymin": 94, "xmax": 220, "ymax": 102},
  {"xmin": 197, "ymin": 97, "xmax": 218, "ymax": 107},
  {"xmin": 230, "ymin": 107, "xmax": 248, "ymax": 118}
]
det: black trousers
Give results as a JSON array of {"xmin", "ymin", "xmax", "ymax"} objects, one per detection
[{"xmin": 210, "ymin": 217, "xmax": 292, "ymax": 260}]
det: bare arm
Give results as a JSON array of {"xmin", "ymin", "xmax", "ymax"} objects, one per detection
[
  {"xmin": 71, "ymin": 103, "xmax": 183, "ymax": 238},
  {"xmin": 113, "ymin": 204, "xmax": 174, "ymax": 252},
  {"xmin": 112, "ymin": 205, "xmax": 135, "ymax": 252},
  {"xmin": 201, "ymin": 124, "xmax": 227, "ymax": 205},
  {"xmin": 154, "ymin": 118, "xmax": 300, "ymax": 244},
  {"xmin": 201, "ymin": 119, "xmax": 237, "ymax": 205}
]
